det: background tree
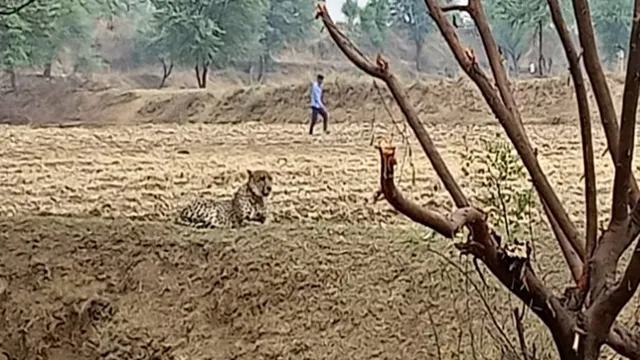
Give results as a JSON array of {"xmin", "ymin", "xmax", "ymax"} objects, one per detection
[
  {"xmin": 483, "ymin": 0, "xmax": 530, "ymax": 76},
  {"xmin": 133, "ymin": 21, "xmax": 175, "ymax": 88},
  {"xmin": 144, "ymin": 0, "xmax": 267, "ymax": 89},
  {"xmin": 0, "ymin": 1, "xmax": 64, "ymax": 91},
  {"xmin": 315, "ymin": 0, "xmax": 640, "ymax": 357},
  {"xmin": 591, "ymin": 0, "xmax": 633, "ymax": 67},
  {"xmin": 36, "ymin": 0, "xmax": 104, "ymax": 78},
  {"xmin": 258, "ymin": 0, "xmax": 315, "ymax": 81},
  {"xmin": 493, "ymin": 0, "xmax": 550, "ymax": 76},
  {"xmin": 341, "ymin": 0, "xmax": 360, "ymax": 33},
  {"xmin": 146, "ymin": 0, "xmax": 223, "ymax": 88},
  {"xmin": 391, "ymin": 0, "xmax": 432, "ymax": 71},
  {"xmin": 211, "ymin": 0, "xmax": 267, "ymax": 71},
  {"xmin": 359, "ymin": 0, "xmax": 391, "ymax": 51}
]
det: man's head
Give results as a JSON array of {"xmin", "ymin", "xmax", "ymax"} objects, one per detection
[{"xmin": 317, "ymin": 74, "xmax": 324, "ymax": 85}]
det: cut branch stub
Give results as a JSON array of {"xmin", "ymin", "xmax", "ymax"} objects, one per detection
[{"xmin": 377, "ymin": 140, "xmax": 484, "ymax": 240}]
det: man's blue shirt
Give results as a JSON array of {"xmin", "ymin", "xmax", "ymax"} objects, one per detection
[{"xmin": 310, "ymin": 81, "xmax": 324, "ymax": 109}]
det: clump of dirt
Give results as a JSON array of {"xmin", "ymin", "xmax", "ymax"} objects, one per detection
[{"xmin": 0, "ymin": 72, "xmax": 622, "ymax": 127}]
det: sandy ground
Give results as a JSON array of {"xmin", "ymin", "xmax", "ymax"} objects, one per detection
[{"xmin": 1, "ymin": 74, "xmax": 640, "ymax": 359}]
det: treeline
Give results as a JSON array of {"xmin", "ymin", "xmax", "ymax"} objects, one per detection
[{"xmin": 0, "ymin": 0, "xmax": 634, "ymax": 90}]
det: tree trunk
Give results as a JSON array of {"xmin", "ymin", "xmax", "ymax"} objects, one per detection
[
  {"xmin": 195, "ymin": 62, "xmax": 208, "ymax": 89},
  {"xmin": 508, "ymin": 50, "xmax": 520, "ymax": 77},
  {"xmin": 257, "ymin": 54, "xmax": 265, "ymax": 83},
  {"xmin": 201, "ymin": 64, "xmax": 208, "ymax": 88},
  {"xmin": 159, "ymin": 59, "xmax": 173, "ymax": 89},
  {"xmin": 415, "ymin": 41, "xmax": 423, "ymax": 72},
  {"xmin": 538, "ymin": 19, "xmax": 544, "ymax": 77},
  {"xmin": 8, "ymin": 67, "xmax": 17, "ymax": 93},
  {"xmin": 43, "ymin": 62, "xmax": 52, "ymax": 78}
]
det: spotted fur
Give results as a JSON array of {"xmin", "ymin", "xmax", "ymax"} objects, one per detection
[{"xmin": 175, "ymin": 170, "xmax": 273, "ymax": 229}]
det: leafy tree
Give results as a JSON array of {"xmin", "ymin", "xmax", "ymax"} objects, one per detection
[
  {"xmin": 133, "ymin": 23, "xmax": 175, "ymax": 88},
  {"xmin": 212, "ymin": 0, "xmax": 268, "ymax": 68},
  {"xmin": 591, "ymin": 0, "xmax": 633, "ymax": 66},
  {"xmin": 341, "ymin": 0, "xmax": 360, "ymax": 32},
  {"xmin": 37, "ymin": 0, "xmax": 103, "ymax": 77},
  {"xmin": 359, "ymin": 0, "xmax": 391, "ymax": 51},
  {"xmin": 391, "ymin": 0, "xmax": 432, "ymax": 71},
  {"xmin": 257, "ymin": 0, "xmax": 314, "ymax": 79},
  {"xmin": 146, "ymin": 0, "xmax": 264, "ymax": 89},
  {"xmin": 484, "ymin": 0, "xmax": 530, "ymax": 76},
  {"xmin": 493, "ymin": 0, "xmax": 550, "ymax": 76},
  {"xmin": 0, "ymin": 1, "xmax": 64, "ymax": 91},
  {"xmin": 146, "ymin": 0, "xmax": 223, "ymax": 88},
  {"xmin": 0, "ymin": 0, "xmax": 138, "ymax": 90}
]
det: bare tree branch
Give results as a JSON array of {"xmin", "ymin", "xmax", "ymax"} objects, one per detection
[
  {"xmin": 545, "ymin": 0, "xmax": 597, "ymax": 274},
  {"xmin": 315, "ymin": 4, "xmax": 469, "ymax": 207},
  {"xmin": 570, "ymin": 0, "xmax": 640, "ymax": 206},
  {"xmin": 316, "ymin": 1, "xmax": 640, "ymax": 358},
  {"xmin": 540, "ymin": 196, "xmax": 583, "ymax": 283},
  {"xmin": 441, "ymin": 4, "xmax": 469, "ymax": 13},
  {"xmin": 610, "ymin": 0, "xmax": 640, "ymax": 223},
  {"xmin": 586, "ymin": 3, "xmax": 640, "ymax": 350},
  {"xmin": 0, "ymin": 0, "xmax": 38, "ymax": 15},
  {"xmin": 465, "ymin": 0, "xmax": 523, "ymax": 130},
  {"xmin": 423, "ymin": 0, "xmax": 585, "ymax": 262}
]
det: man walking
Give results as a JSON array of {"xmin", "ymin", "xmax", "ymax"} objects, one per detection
[{"xmin": 309, "ymin": 74, "xmax": 329, "ymax": 135}]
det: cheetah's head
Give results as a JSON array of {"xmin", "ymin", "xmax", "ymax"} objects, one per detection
[{"xmin": 247, "ymin": 169, "xmax": 273, "ymax": 197}]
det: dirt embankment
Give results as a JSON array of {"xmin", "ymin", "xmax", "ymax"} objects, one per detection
[
  {"xmin": 1, "ymin": 216, "xmax": 542, "ymax": 360},
  {"xmin": 0, "ymin": 72, "xmax": 626, "ymax": 127}
]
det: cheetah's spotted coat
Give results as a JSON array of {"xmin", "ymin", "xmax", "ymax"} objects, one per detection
[{"xmin": 176, "ymin": 170, "xmax": 273, "ymax": 228}]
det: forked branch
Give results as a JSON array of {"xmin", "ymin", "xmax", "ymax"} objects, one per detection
[
  {"xmin": 376, "ymin": 142, "xmax": 580, "ymax": 360},
  {"xmin": 586, "ymin": 0, "xmax": 640, "ymax": 344},
  {"xmin": 610, "ymin": 0, "xmax": 640, "ymax": 223},
  {"xmin": 570, "ymin": 0, "xmax": 640, "ymax": 205},
  {"xmin": 422, "ymin": 0, "xmax": 585, "ymax": 268}
]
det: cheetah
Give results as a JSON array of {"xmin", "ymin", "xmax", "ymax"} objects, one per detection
[{"xmin": 175, "ymin": 169, "xmax": 273, "ymax": 229}]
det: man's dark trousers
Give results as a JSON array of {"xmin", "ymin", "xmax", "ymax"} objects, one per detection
[{"xmin": 309, "ymin": 106, "xmax": 328, "ymax": 134}]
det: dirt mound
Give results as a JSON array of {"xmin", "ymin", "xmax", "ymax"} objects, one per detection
[
  {"xmin": 0, "ymin": 216, "xmax": 560, "ymax": 360},
  {"xmin": 0, "ymin": 73, "xmax": 617, "ymax": 127}
]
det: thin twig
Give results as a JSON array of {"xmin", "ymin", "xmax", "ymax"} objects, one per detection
[
  {"xmin": 426, "ymin": 305, "xmax": 443, "ymax": 360},
  {"xmin": 426, "ymin": 246, "xmax": 518, "ymax": 355},
  {"xmin": 0, "ymin": 0, "xmax": 38, "ymax": 15},
  {"xmin": 513, "ymin": 308, "xmax": 530, "ymax": 360}
]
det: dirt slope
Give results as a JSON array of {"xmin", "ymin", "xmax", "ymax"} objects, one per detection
[
  {"xmin": 0, "ymin": 216, "xmax": 528, "ymax": 360},
  {"xmin": 1, "ymin": 73, "xmax": 628, "ymax": 127}
]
